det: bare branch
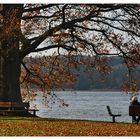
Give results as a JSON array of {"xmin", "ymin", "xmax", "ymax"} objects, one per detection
[
  {"xmin": 91, "ymin": 19, "xmax": 140, "ymax": 37},
  {"xmin": 32, "ymin": 44, "xmax": 77, "ymax": 52},
  {"xmin": 102, "ymin": 32, "xmax": 140, "ymax": 65},
  {"xmin": 23, "ymin": 4, "xmax": 57, "ymax": 12},
  {"xmin": 21, "ymin": 61, "xmax": 45, "ymax": 85},
  {"xmin": 22, "ymin": 11, "xmax": 61, "ymax": 20},
  {"xmin": 62, "ymin": 4, "xmax": 68, "ymax": 23},
  {"xmin": 21, "ymin": 24, "xmax": 64, "ymax": 57}
]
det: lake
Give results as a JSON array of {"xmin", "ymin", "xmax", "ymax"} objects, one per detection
[{"xmin": 31, "ymin": 91, "xmax": 137, "ymax": 123}]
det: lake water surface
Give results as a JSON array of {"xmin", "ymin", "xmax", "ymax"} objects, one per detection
[{"xmin": 31, "ymin": 91, "xmax": 138, "ymax": 123}]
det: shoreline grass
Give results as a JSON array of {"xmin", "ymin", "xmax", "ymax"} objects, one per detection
[{"xmin": 0, "ymin": 116, "xmax": 139, "ymax": 136}]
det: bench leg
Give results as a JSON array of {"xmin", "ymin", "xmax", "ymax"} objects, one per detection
[
  {"xmin": 132, "ymin": 116, "xmax": 137, "ymax": 123},
  {"xmin": 33, "ymin": 110, "xmax": 36, "ymax": 116},
  {"xmin": 112, "ymin": 116, "xmax": 115, "ymax": 123},
  {"xmin": 137, "ymin": 116, "xmax": 140, "ymax": 123},
  {"xmin": 132, "ymin": 117, "xmax": 135, "ymax": 123}
]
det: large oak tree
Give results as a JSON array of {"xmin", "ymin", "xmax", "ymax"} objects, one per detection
[{"xmin": 0, "ymin": 4, "xmax": 140, "ymax": 103}]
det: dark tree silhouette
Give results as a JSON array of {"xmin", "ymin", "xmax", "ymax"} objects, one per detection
[{"xmin": 0, "ymin": 4, "xmax": 140, "ymax": 103}]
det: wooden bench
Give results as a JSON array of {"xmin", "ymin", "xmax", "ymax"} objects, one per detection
[
  {"xmin": 129, "ymin": 105, "xmax": 140, "ymax": 123},
  {"xmin": 106, "ymin": 106, "xmax": 121, "ymax": 123},
  {"xmin": 0, "ymin": 102, "xmax": 39, "ymax": 116}
]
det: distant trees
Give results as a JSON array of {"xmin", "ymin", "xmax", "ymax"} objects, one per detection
[
  {"xmin": 69, "ymin": 57, "xmax": 140, "ymax": 91},
  {"xmin": 0, "ymin": 4, "xmax": 140, "ymax": 103}
]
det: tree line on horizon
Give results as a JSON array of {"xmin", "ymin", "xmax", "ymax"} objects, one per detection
[{"xmin": 24, "ymin": 56, "xmax": 140, "ymax": 91}]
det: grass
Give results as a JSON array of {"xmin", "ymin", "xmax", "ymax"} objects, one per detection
[{"xmin": 0, "ymin": 116, "xmax": 140, "ymax": 136}]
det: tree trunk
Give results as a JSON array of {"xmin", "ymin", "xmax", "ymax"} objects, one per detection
[
  {"xmin": 0, "ymin": 45, "xmax": 22, "ymax": 102},
  {"xmin": 0, "ymin": 4, "xmax": 23, "ymax": 102}
]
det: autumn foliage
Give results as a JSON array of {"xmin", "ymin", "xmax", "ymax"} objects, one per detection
[
  {"xmin": 0, "ymin": 4, "xmax": 140, "ymax": 103},
  {"xmin": 0, "ymin": 117, "xmax": 140, "ymax": 136}
]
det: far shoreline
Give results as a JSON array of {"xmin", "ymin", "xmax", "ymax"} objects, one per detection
[{"xmin": 53, "ymin": 89, "xmax": 139, "ymax": 93}]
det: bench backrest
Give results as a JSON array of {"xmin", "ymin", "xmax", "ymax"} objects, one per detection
[
  {"xmin": 129, "ymin": 105, "xmax": 140, "ymax": 116},
  {"xmin": 106, "ymin": 106, "xmax": 113, "ymax": 116},
  {"xmin": 0, "ymin": 102, "xmax": 12, "ymax": 107},
  {"xmin": 0, "ymin": 102, "xmax": 29, "ymax": 109}
]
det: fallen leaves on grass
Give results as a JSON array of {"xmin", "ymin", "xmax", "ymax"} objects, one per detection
[{"xmin": 0, "ymin": 118, "xmax": 140, "ymax": 136}]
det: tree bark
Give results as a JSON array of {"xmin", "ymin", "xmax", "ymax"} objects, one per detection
[
  {"xmin": 0, "ymin": 45, "xmax": 22, "ymax": 102},
  {"xmin": 0, "ymin": 4, "xmax": 23, "ymax": 102}
]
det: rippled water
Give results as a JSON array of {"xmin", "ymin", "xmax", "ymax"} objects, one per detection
[{"xmin": 31, "ymin": 91, "xmax": 137, "ymax": 123}]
